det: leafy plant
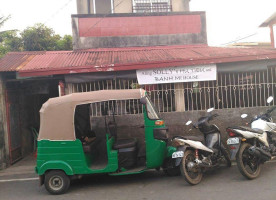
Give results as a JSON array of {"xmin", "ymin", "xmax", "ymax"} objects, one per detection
[
  {"xmin": 0, "ymin": 19, "xmax": 73, "ymax": 58},
  {"xmin": 0, "ymin": 15, "xmax": 20, "ymax": 58}
]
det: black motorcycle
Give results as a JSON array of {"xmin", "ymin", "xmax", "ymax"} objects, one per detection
[{"xmin": 171, "ymin": 108, "xmax": 231, "ymax": 185}]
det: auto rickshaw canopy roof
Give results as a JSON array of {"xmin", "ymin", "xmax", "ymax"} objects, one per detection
[{"xmin": 38, "ymin": 89, "xmax": 146, "ymax": 141}]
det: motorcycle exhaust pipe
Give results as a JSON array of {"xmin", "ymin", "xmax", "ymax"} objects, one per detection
[
  {"xmin": 197, "ymin": 163, "xmax": 213, "ymax": 168},
  {"xmin": 187, "ymin": 161, "xmax": 212, "ymax": 170},
  {"xmin": 248, "ymin": 146, "xmax": 271, "ymax": 162}
]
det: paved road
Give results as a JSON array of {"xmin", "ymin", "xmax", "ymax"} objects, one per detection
[{"xmin": 0, "ymin": 162, "xmax": 276, "ymax": 200}]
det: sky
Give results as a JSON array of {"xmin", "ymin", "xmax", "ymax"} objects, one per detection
[{"xmin": 0, "ymin": 0, "xmax": 275, "ymax": 46}]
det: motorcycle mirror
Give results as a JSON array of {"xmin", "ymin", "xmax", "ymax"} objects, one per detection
[
  {"xmin": 207, "ymin": 108, "xmax": 214, "ymax": 113},
  {"xmin": 241, "ymin": 114, "xmax": 248, "ymax": 119},
  {"xmin": 186, "ymin": 120, "xmax": 192, "ymax": 126},
  {"xmin": 267, "ymin": 96, "xmax": 274, "ymax": 104}
]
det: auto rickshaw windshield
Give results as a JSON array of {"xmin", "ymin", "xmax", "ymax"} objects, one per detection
[{"xmin": 145, "ymin": 96, "xmax": 161, "ymax": 120}]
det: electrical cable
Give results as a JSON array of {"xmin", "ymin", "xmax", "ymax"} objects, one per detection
[
  {"xmin": 220, "ymin": 32, "xmax": 258, "ymax": 46},
  {"xmin": 43, "ymin": 0, "xmax": 74, "ymax": 24}
]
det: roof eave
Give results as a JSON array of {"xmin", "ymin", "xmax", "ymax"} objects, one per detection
[
  {"xmin": 18, "ymin": 53, "xmax": 276, "ymax": 78},
  {"xmin": 259, "ymin": 12, "xmax": 276, "ymax": 27}
]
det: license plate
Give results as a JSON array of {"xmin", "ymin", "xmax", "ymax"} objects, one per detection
[
  {"xmin": 172, "ymin": 151, "xmax": 184, "ymax": 158},
  {"xmin": 227, "ymin": 137, "xmax": 240, "ymax": 145}
]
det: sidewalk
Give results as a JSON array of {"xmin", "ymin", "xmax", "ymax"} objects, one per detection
[{"xmin": 0, "ymin": 154, "xmax": 36, "ymax": 180}]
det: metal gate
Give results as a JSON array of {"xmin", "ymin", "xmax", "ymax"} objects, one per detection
[{"xmin": 67, "ymin": 66, "xmax": 276, "ymax": 115}]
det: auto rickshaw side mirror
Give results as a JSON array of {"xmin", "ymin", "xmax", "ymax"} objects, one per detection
[{"xmin": 140, "ymin": 97, "xmax": 147, "ymax": 104}]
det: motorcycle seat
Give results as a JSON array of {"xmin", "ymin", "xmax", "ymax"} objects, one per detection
[
  {"xmin": 209, "ymin": 148, "xmax": 218, "ymax": 154},
  {"xmin": 231, "ymin": 126, "xmax": 263, "ymax": 134},
  {"xmin": 182, "ymin": 135, "xmax": 205, "ymax": 145}
]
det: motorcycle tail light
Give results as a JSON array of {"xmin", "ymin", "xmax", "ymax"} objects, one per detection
[
  {"xmin": 229, "ymin": 132, "xmax": 236, "ymax": 137},
  {"xmin": 227, "ymin": 129, "xmax": 236, "ymax": 137}
]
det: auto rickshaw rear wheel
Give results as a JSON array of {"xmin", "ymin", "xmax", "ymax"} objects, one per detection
[{"xmin": 45, "ymin": 170, "xmax": 70, "ymax": 195}]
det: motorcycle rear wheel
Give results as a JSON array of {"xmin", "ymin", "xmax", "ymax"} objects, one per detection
[
  {"xmin": 236, "ymin": 143, "xmax": 261, "ymax": 180},
  {"xmin": 180, "ymin": 150, "xmax": 203, "ymax": 185}
]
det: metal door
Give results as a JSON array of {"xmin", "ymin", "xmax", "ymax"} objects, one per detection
[{"xmin": 6, "ymin": 90, "xmax": 22, "ymax": 164}]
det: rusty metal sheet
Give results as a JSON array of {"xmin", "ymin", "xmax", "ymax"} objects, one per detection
[{"xmin": 1, "ymin": 45, "xmax": 276, "ymax": 77}]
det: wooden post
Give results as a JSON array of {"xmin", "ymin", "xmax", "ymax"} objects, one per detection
[{"xmin": 58, "ymin": 81, "xmax": 65, "ymax": 96}]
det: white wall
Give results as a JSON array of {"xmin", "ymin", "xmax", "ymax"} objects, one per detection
[{"xmin": 273, "ymin": 25, "xmax": 276, "ymax": 48}]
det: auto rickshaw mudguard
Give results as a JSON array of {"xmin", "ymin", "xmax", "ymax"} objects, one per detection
[
  {"xmin": 166, "ymin": 146, "xmax": 177, "ymax": 158},
  {"xmin": 37, "ymin": 160, "xmax": 74, "ymax": 176}
]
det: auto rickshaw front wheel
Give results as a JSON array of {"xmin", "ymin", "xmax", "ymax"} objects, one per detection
[{"xmin": 44, "ymin": 170, "xmax": 70, "ymax": 195}]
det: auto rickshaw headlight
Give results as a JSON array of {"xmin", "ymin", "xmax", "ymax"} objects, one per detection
[{"xmin": 155, "ymin": 120, "xmax": 164, "ymax": 126}]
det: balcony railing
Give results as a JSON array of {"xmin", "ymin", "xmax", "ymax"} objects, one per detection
[{"xmin": 133, "ymin": 4, "xmax": 172, "ymax": 13}]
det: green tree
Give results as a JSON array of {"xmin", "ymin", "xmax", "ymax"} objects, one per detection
[
  {"xmin": 0, "ymin": 45, "xmax": 7, "ymax": 58},
  {"xmin": 1, "ymin": 22, "xmax": 73, "ymax": 58},
  {"xmin": 0, "ymin": 15, "xmax": 11, "ymax": 42},
  {"xmin": 2, "ymin": 31, "xmax": 22, "ymax": 51},
  {"xmin": 21, "ymin": 23, "xmax": 62, "ymax": 51},
  {"xmin": 0, "ymin": 15, "xmax": 20, "ymax": 58},
  {"xmin": 56, "ymin": 35, "xmax": 73, "ymax": 50}
]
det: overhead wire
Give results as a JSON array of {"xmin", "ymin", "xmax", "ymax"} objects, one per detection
[
  {"xmin": 43, "ymin": 0, "xmax": 74, "ymax": 24},
  {"xmin": 220, "ymin": 32, "xmax": 258, "ymax": 46}
]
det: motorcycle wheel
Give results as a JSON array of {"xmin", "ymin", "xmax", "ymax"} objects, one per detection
[
  {"xmin": 220, "ymin": 144, "xmax": 232, "ymax": 167},
  {"xmin": 236, "ymin": 143, "xmax": 261, "ymax": 180},
  {"xmin": 180, "ymin": 150, "xmax": 203, "ymax": 185}
]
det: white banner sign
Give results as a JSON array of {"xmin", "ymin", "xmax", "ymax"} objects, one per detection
[{"xmin": 136, "ymin": 64, "xmax": 217, "ymax": 85}]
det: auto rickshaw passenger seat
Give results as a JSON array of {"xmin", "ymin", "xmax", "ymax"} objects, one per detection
[
  {"xmin": 113, "ymin": 138, "xmax": 137, "ymax": 149},
  {"xmin": 108, "ymin": 121, "xmax": 137, "ymax": 150}
]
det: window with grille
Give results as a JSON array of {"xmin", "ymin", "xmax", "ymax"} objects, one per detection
[{"xmin": 133, "ymin": 0, "xmax": 171, "ymax": 13}]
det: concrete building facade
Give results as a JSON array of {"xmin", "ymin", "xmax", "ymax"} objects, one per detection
[
  {"xmin": 72, "ymin": 0, "xmax": 198, "ymax": 49},
  {"xmin": 72, "ymin": 12, "xmax": 207, "ymax": 49}
]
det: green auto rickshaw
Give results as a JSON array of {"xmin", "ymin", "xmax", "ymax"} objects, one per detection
[{"xmin": 35, "ymin": 89, "xmax": 178, "ymax": 194}]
